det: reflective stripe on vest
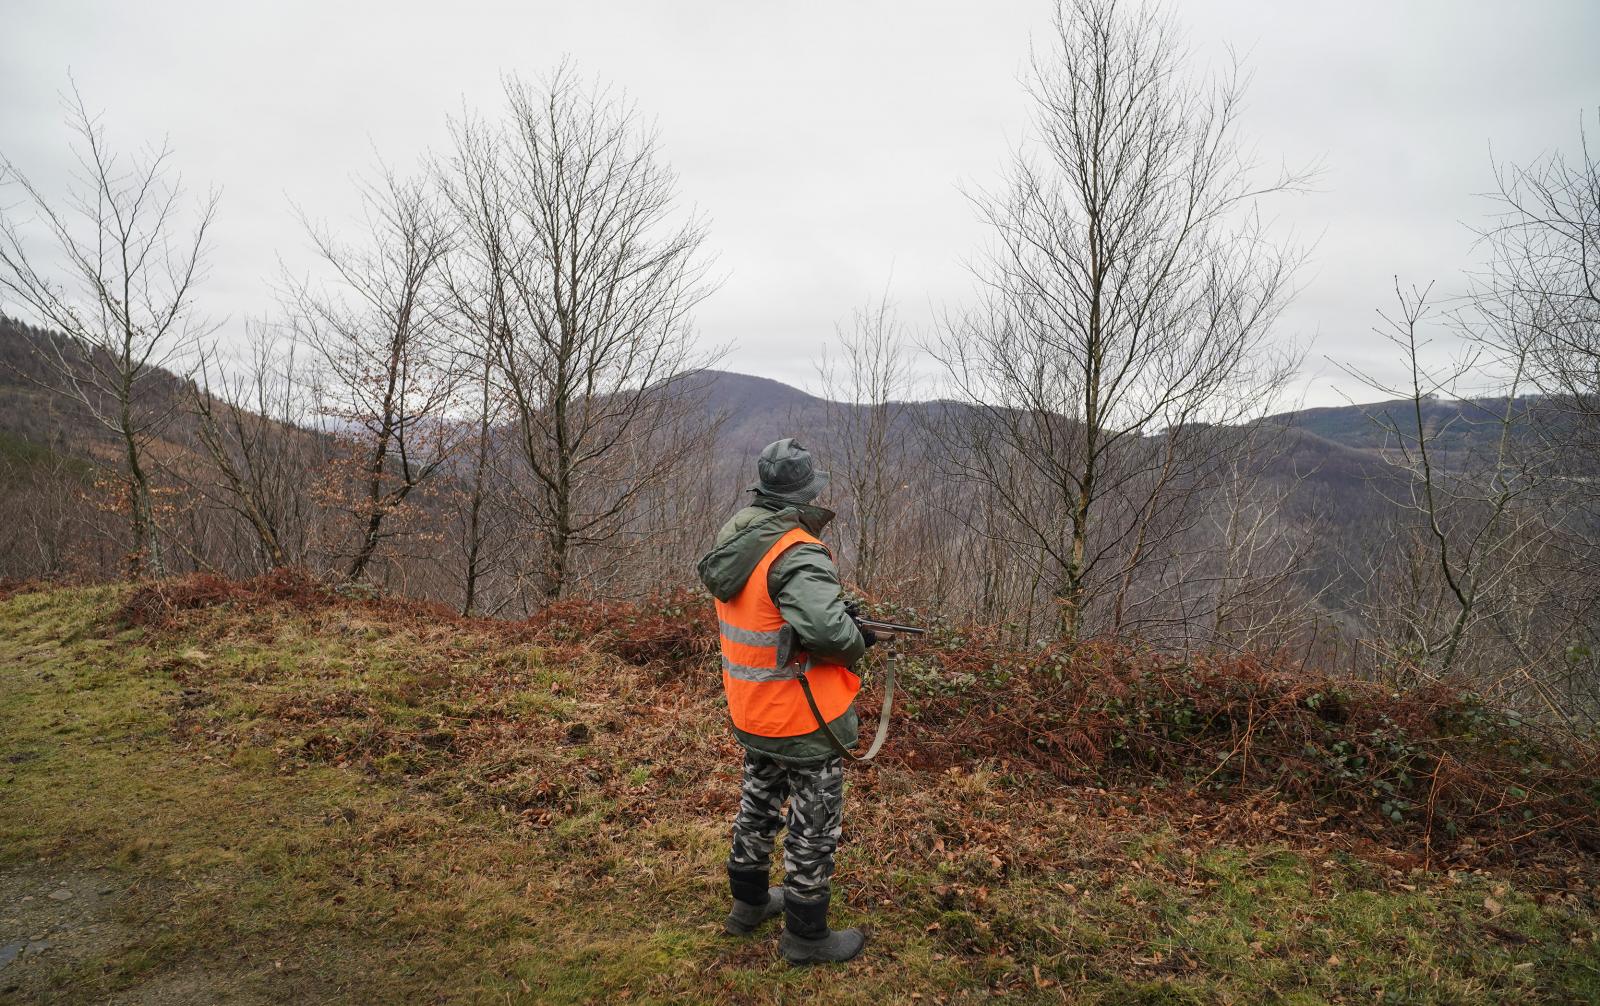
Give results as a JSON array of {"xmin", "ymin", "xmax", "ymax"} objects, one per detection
[{"xmin": 713, "ymin": 526, "xmax": 860, "ymax": 738}]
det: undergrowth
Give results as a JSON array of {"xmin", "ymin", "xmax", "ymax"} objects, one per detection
[{"xmin": 108, "ymin": 572, "xmax": 1600, "ymax": 878}]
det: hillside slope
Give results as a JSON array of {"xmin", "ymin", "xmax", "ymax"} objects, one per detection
[
  {"xmin": 2, "ymin": 577, "xmax": 1596, "ymax": 1004},
  {"xmin": 1, "ymin": 317, "xmax": 1537, "ymax": 484},
  {"xmin": 0, "ymin": 317, "xmax": 1514, "ymax": 555}
]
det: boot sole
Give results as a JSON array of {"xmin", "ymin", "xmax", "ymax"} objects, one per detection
[{"xmin": 780, "ymin": 932, "xmax": 868, "ymax": 965}]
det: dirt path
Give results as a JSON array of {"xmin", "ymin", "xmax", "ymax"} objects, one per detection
[
  {"xmin": 1, "ymin": 863, "xmax": 129, "ymax": 1002},
  {"xmin": 0, "ymin": 863, "xmax": 274, "ymax": 1006}
]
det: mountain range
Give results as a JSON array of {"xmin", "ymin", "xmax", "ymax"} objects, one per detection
[{"xmin": 0, "ymin": 313, "xmax": 1507, "ymax": 495}]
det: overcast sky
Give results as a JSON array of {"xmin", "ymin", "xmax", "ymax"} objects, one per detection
[{"xmin": 3, "ymin": 1, "xmax": 1596, "ymax": 408}]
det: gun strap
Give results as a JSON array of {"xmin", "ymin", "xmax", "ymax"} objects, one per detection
[{"xmin": 795, "ymin": 658, "xmax": 894, "ymax": 764}]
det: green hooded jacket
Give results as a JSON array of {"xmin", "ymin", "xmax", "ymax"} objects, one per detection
[{"xmin": 696, "ymin": 495, "xmax": 866, "ymax": 765}]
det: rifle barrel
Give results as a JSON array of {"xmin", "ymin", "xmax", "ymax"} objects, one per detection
[{"xmin": 858, "ymin": 619, "xmax": 928, "ymax": 635}]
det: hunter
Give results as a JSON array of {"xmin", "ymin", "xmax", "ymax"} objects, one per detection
[{"xmin": 696, "ymin": 437, "xmax": 877, "ymax": 966}]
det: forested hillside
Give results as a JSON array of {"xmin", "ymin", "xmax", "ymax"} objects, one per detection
[{"xmin": 4, "ymin": 308, "xmax": 1596, "ymax": 721}]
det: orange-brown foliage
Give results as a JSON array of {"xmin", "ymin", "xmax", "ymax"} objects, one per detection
[
  {"xmin": 129, "ymin": 573, "xmax": 1600, "ymax": 883},
  {"xmin": 0, "ymin": 577, "xmax": 49, "ymax": 602},
  {"xmin": 522, "ymin": 588, "xmax": 718, "ymax": 676},
  {"xmin": 114, "ymin": 568, "xmax": 462, "ymax": 630}
]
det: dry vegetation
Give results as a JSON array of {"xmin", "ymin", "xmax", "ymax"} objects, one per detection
[
  {"xmin": 4, "ymin": 575, "xmax": 1597, "ymax": 1003},
  {"xmin": 116, "ymin": 572, "xmax": 1600, "ymax": 882}
]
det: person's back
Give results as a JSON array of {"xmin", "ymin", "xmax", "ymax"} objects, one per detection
[{"xmin": 696, "ymin": 438, "xmax": 876, "ymax": 965}]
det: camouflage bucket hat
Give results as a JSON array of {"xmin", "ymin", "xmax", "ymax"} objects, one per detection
[{"xmin": 748, "ymin": 437, "xmax": 830, "ymax": 504}]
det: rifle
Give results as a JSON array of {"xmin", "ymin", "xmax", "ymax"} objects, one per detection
[
  {"xmin": 855, "ymin": 618, "xmax": 927, "ymax": 636},
  {"xmin": 776, "ymin": 613, "xmax": 927, "ymax": 763}
]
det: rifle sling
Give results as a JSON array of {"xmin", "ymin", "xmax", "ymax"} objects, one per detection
[{"xmin": 795, "ymin": 659, "xmax": 894, "ymax": 764}]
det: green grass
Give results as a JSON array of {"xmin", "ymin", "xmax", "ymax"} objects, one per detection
[{"xmin": 2, "ymin": 584, "xmax": 1597, "ymax": 1004}]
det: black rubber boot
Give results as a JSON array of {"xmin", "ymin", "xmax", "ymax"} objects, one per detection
[
  {"xmin": 779, "ymin": 893, "xmax": 867, "ymax": 965},
  {"xmin": 725, "ymin": 867, "xmax": 784, "ymax": 935}
]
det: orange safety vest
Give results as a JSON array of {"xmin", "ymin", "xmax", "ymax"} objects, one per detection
[{"xmin": 715, "ymin": 527, "xmax": 861, "ymax": 738}]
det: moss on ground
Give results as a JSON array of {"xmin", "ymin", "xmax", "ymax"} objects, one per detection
[{"xmin": 1, "ymin": 583, "xmax": 1596, "ymax": 1004}]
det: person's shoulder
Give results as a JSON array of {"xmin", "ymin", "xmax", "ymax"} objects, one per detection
[
  {"xmin": 770, "ymin": 539, "xmax": 835, "ymax": 578},
  {"xmin": 720, "ymin": 503, "xmax": 789, "ymax": 539}
]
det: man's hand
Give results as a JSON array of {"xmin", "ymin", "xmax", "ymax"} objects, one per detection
[{"xmin": 845, "ymin": 602, "xmax": 878, "ymax": 648}]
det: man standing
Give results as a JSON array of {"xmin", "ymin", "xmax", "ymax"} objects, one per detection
[{"xmin": 696, "ymin": 438, "xmax": 876, "ymax": 965}]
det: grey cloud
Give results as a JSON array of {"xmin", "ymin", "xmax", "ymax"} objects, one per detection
[{"xmin": 2, "ymin": 0, "xmax": 1595, "ymax": 406}]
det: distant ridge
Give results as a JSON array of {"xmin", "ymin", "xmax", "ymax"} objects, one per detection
[
  {"xmin": 687, "ymin": 369, "xmax": 831, "ymax": 454},
  {"xmin": 1, "ymin": 317, "xmax": 1554, "ymax": 472}
]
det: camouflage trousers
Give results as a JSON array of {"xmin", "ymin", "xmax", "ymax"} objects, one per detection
[{"xmin": 727, "ymin": 751, "xmax": 845, "ymax": 902}]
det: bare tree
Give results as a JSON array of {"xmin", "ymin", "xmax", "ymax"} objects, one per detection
[
  {"xmin": 1343, "ymin": 282, "xmax": 1565, "ymax": 685},
  {"xmin": 1158, "ymin": 439, "xmax": 1327, "ymax": 654},
  {"xmin": 929, "ymin": 0, "xmax": 1306, "ymax": 642},
  {"xmin": 0, "ymin": 89, "xmax": 218, "ymax": 576},
  {"xmin": 437, "ymin": 112, "xmax": 511, "ymax": 614},
  {"xmin": 0, "ymin": 444, "xmax": 94, "ymax": 579},
  {"xmin": 1476, "ymin": 113, "xmax": 1600, "ymax": 719},
  {"xmin": 185, "ymin": 324, "xmax": 322, "ymax": 572},
  {"xmin": 450, "ymin": 340, "xmax": 509, "ymax": 615},
  {"xmin": 1481, "ymin": 109, "xmax": 1600, "ymax": 458},
  {"xmin": 816, "ymin": 293, "xmax": 914, "ymax": 594},
  {"xmin": 286, "ymin": 168, "xmax": 460, "ymax": 583},
  {"xmin": 461, "ymin": 67, "xmax": 715, "ymax": 602}
]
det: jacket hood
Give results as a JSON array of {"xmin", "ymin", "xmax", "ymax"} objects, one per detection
[{"xmin": 696, "ymin": 499, "xmax": 834, "ymax": 601}]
